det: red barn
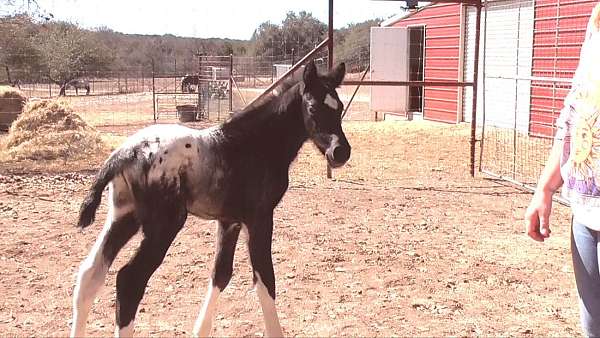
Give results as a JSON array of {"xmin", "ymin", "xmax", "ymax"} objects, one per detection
[{"xmin": 374, "ymin": 0, "xmax": 596, "ymax": 137}]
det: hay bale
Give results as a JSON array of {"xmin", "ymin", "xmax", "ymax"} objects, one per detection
[
  {"xmin": 1, "ymin": 99, "xmax": 106, "ymax": 160},
  {"xmin": 0, "ymin": 85, "xmax": 27, "ymax": 130}
]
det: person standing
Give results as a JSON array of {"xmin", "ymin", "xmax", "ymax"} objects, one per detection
[{"xmin": 525, "ymin": 3, "xmax": 600, "ymax": 336}]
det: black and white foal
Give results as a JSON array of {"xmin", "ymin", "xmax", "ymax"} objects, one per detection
[{"xmin": 70, "ymin": 60, "xmax": 351, "ymax": 337}]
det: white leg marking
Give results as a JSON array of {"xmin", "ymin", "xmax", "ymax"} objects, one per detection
[
  {"xmin": 71, "ymin": 203, "xmax": 115, "ymax": 337},
  {"xmin": 254, "ymin": 273, "xmax": 284, "ymax": 337},
  {"xmin": 193, "ymin": 279, "xmax": 222, "ymax": 337},
  {"xmin": 115, "ymin": 321, "xmax": 134, "ymax": 337},
  {"xmin": 71, "ymin": 184, "xmax": 132, "ymax": 338}
]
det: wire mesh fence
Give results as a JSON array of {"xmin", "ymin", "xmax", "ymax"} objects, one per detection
[{"xmin": 478, "ymin": 0, "xmax": 596, "ymax": 190}]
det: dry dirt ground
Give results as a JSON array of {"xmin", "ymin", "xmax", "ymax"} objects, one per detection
[{"xmin": 0, "ymin": 120, "xmax": 578, "ymax": 337}]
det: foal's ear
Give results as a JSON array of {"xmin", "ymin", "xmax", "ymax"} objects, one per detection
[
  {"xmin": 303, "ymin": 60, "xmax": 318, "ymax": 90},
  {"xmin": 328, "ymin": 62, "xmax": 346, "ymax": 87}
]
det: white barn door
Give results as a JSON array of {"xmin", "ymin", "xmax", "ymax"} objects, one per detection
[
  {"xmin": 463, "ymin": 0, "xmax": 533, "ymax": 133},
  {"xmin": 370, "ymin": 27, "xmax": 409, "ymax": 114}
]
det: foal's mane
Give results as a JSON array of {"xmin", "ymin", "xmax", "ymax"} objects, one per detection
[{"xmin": 217, "ymin": 73, "xmax": 307, "ymax": 151}]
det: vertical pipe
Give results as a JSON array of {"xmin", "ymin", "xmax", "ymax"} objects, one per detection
[
  {"xmin": 470, "ymin": 1, "xmax": 482, "ymax": 177},
  {"xmin": 512, "ymin": 5, "xmax": 522, "ymax": 179},
  {"xmin": 198, "ymin": 55, "xmax": 202, "ymax": 119},
  {"xmin": 229, "ymin": 53, "xmax": 233, "ymax": 112},
  {"xmin": 292, "ymin": 48, "xmax": 296, "ymax": 65},
  {"xmin": 174, "ymin": 57, "xmax": 177, "ymax": 93},
  {"xmin": 152, "ymin": 61, "xmax": 156, "ymax": 122},
  {"xmin": 478, "ymin": 0, "xmax": 488, "ymax": 172},
  {"xmin": 327, "ymin": 0, "xmax": 334, "ymax": 179},
  {"xmin": 328, "ymin": 0, "xmax": 334, "ymax": 70}
]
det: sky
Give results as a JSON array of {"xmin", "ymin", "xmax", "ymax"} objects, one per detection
[{"xmin": 15, "ymin": 0, "xmax": 407, "ymax": 40}]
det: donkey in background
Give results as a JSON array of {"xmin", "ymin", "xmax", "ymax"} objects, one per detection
[{"xmin": 70, "ymin": 60, "xmax": 351, "ymax": 337}]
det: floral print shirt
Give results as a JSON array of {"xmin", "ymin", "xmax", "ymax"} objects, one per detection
[{"xmin": 556, "ymin": 6, "xmax": 600, "ymax": 225}]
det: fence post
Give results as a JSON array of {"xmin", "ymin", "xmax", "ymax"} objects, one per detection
[
  {"xmin": 152, "ymin": 61, "xmax": 156, "ymax": 122},
  {"xmin": 229, "ymin": 54, "xmax": 233, "ymax": 113},
  {"xmin": 470, "ymin": 1, "xmax": 483, "ymax": 177},
  {"xmin": 327, "ymin": 0, "xmax": 334, "ymax": 179}
]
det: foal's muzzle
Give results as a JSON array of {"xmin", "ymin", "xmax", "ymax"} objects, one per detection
[{"xmin": 326, "ymin": 140, "xmax": 351, "ymax": 168}]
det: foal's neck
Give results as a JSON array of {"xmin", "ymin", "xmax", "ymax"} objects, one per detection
[{"xmin": 220, "ymin": 84, "xmax": 308, "ymax": 167}]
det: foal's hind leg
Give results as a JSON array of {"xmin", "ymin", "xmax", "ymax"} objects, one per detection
[
  {"xmin": 71, "ymin": 182, "xmax": 138, "ymax": 337},
  {"xmin": 114, "ymin": 208, "xmax": 186, "ymax": 337},
  {"xmin": 193, "ymin": 220, "xmax": 241, "ymax": 337}
]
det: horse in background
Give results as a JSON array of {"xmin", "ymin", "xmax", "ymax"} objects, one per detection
[
  {"xmin": 181, "ymin": 74, "xmax": 200, "ymax": 93},
  {"xmin": 60, "ymin": 79, "xmax": 90, "ymax": 96}
]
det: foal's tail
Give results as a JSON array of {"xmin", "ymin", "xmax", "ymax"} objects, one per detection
[{"xmin": 77, "ymin": 148, "xmax": 135, "ymax": 228}]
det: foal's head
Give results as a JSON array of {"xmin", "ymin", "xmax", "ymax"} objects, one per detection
[{"xmin": 300, "ymin": 60, "xmax": 351, "ymax": 168}]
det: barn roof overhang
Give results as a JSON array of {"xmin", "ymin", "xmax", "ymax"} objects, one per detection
[{"xmin": 378, "ymin": 0, "xmax": 482, "ymax": 27}]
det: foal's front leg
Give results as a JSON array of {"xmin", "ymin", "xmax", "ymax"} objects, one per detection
[
  {"xmin": 247, "ymin": 213, "xmax": 284, "ymax": 337},
  {"xmin": 193, "ymin": 220, "xmax": 241, "ymax": 337}
]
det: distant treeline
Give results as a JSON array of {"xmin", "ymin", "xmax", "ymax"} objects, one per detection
[{"xmin": 0, "ymin": 10, "xmax": 382, "ymax": 86}]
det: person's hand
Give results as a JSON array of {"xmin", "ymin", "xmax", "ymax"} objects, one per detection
[{"xmin": 524, "ymin": 189, "xmax": 553, "ymax": 242}]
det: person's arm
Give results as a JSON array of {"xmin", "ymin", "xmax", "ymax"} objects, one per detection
[{"xmin": 524, "ymin": 140, "xmax": 564, "ymax": 242}]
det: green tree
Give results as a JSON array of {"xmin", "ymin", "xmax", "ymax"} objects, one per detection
[
  {"xmin": 0, "ymin": 14, "xmax": 43, "ymax": 82},
  {"xmin": 34, "ymin": 21, "xmax": 113, "ymax": 93},
  {"xmin": 281, "ymin": 11, "xmax": 326, "ymax": 57},
  {"xmin": 250, "ymin": 11, "xmax": 327, "ymax": 59},
  {"xmin": 250, "ymin": 21, "xmax": 282, "ymax": 57}
]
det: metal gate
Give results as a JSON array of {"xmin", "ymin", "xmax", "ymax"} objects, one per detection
[
  {"xmin": 197, "ymin": 55, "xmax": 233, "ymax": 121},
  {"xmin": 478, "ymin": 0, "xmax": 595, "ymax": 191},
  {"xmin": 152, "ymin": 55, "xmax": 233, "ymax": 122}
]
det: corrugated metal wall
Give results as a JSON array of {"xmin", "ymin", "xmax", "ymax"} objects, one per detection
[
  {"xmin": 530, "ymin": 0, "xmax": 596, "ymax": 136},
  {"xmin": 464, "ymin": 0, "xmax": 534, "ymax": 133},
  {"xmin": 391, "ymin": 3, "xmax": 462, "ymax": 123}
]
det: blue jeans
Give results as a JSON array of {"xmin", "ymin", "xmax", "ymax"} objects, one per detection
[{"xmin": 572, "ymin": 219, "xmax": 600, "ymax": 337}]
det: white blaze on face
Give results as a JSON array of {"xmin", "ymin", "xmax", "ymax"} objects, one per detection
[{"xmin": 324, "ymin": 93, "xmax": 339, "ymax": 110}]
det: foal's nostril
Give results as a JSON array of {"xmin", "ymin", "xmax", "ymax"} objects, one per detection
[{"xmin": 333, "ymin": 145, "xmax": 351, "ymax": 163}]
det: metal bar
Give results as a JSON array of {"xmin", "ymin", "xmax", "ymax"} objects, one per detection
[
  {"xmin": 327, "ymin": 0, "xmax": 334, "ymax": 179},
  {"xmin": 229, "ymin": 53, "xmax": 233, "ymax": 112},
  {"xmin": 486, "ymin": 74, "xmax": 573, "ymax": 83},
  {"xmin": 342, "ymin": 65, "xmax": 370, "ymax": 120},
  {"xmin": 535, "ymin": 0, "xmax": 596, "ymax": 7},
  {"xmin": 152, "ymin": 61, "xmax": 156, "ymax": 122},
  {"xmin": 478, "ymin": 0, "xmax": 488, "ymax": 173},
  {"xmin": 374, "ymin": 0, "xmax": 483, "ymax": 5},
  {"xmin": 198, "ymin": 55, "xmax": 202, "ymax": 119},
  {"xmin": 470, "ymin": 1, "xmax": 482, "ymax": 177},
  {"xmin": 512, "ymin": 4, "xmax": 522, "ymax": 180},
  {"xmin": 245, "ymin": 38, "xmax": 330, "ymax": 108},
  {"xmin": 342, "ymin": 80, "xmax": 474, "ymax": 86}
]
